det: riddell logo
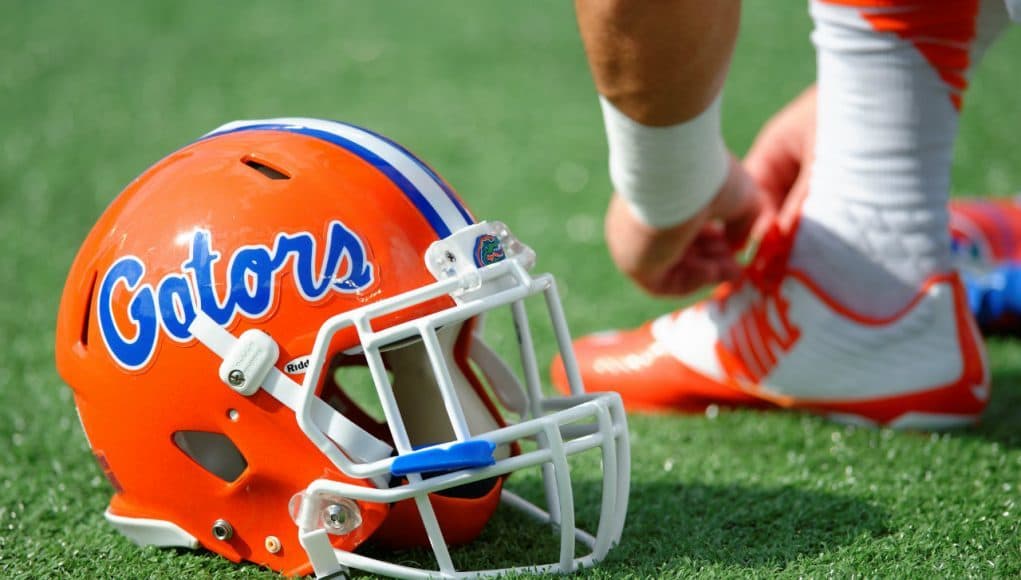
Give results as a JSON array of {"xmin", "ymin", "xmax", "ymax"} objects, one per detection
[
  {"xmin": 285, "ymin": 356, "xmax": 310, "ymax": 374},
  {"xmin": 719, "ymin": 291, "xmax": 801, "ymax": 383}
]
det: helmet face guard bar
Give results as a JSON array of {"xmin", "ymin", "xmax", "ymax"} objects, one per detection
[
  {"xmin": 295, "ymin": 393, "xmax": 629, "ymax": 578},
  {"xmin": 191, "ymin": 222, "xmax": 630, "ymax": 578}
]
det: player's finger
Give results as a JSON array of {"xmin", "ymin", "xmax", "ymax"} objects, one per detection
[{"xmin": 663, "ymin": 253, "xmax": 739, "ymax": 296}]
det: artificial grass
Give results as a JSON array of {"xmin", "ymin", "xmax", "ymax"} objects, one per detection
[{"xmin": 2, "ymin": 1, "xmax": 1020, "ymax": 578}]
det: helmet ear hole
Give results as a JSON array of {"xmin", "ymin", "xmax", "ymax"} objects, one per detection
[{"xmin": 172, "ymin": 431, "xmax": 248, "ymax": 482}]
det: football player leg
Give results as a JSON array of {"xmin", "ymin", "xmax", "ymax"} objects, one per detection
[{"xmin": 558, "ymin": 0, "xmax": 1012, "ymax": 428}]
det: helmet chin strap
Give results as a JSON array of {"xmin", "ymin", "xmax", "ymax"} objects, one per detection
[
  {"xmin": 188, "ymin": 312, "xmax": 393, "ymax": 465},
  {"xmin": 467, "ymin": 333, "xmax": 528, "ymax": 416}
]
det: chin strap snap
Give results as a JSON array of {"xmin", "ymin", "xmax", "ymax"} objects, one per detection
[
  {"xmin": 219, "ymin": 329, "xmax": 279, "ymax": 396},
  {"xmin": 189, "ymin": 312, "xmax": 393, "ymax": 464}
]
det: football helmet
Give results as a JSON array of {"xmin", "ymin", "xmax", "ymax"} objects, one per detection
[{"xmin": 55, "ymin": 118, "xmax": 630, "ymax": 578}]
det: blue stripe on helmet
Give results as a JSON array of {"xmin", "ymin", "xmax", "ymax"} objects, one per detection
[{"xmin": 333, "ymin": 120, "xmax": 475, "ymax": 226}]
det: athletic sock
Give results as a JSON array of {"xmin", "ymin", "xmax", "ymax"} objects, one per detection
[{"xmin": 791, "ymin": 0, "xmax": 1000, "ymax": 318}]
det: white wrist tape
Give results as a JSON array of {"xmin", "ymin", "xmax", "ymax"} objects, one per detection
[{"xmin": 599, "ymin": 93, "xmax": 729, "ymax": 228}]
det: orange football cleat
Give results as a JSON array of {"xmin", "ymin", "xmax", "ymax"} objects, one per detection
[
  {"xmin": 553, "ymin": 216, "xmax": 990, "ymax": 430},
  {"xmin": 950, "ymin": 196, "xmax": 1021, "ymax": 334}
]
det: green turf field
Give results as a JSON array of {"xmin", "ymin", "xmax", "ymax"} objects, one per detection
[{"xmin": 3, "ymin": 1, "xmax": 1021, "ymax": 578}]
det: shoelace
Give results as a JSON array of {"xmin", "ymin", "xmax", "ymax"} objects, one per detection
[{"xmin": 714, "ymin": 221, "xmax": 797, "ymax": 312}]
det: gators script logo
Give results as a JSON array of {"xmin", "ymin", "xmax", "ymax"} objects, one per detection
[{"xmin": 97, "ymin": 221, "xmax": 375, "ymax": 370}]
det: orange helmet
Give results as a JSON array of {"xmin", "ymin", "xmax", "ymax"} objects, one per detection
[{"xmin": 55, "ymin": 118, "xmax": 629, "ymax": 578}]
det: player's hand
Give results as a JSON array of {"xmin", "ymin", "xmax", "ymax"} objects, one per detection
[
  {"xmin": 605, "ymin": 155, "xmax": 763, "ymax": 296},
  {"xmin": 744, "ymin": 84, "xmax": 817, "ymax": 231},
  {"xmin": 604, "ymin": 85, "xmax": 816, "ymax": 297}
]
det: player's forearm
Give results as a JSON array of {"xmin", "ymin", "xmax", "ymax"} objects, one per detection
[
  {"xmin": 576, "ymin": 0, "xmax": 741, "ymax": 228},
  {"xmin": 575, "ymin": 0, "xmax": 740, "ymax": 125}
]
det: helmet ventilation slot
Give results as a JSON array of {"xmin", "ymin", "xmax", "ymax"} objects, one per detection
[
  {"xmin": 172, "ymin": 431, "xmax": 248, "ymax": 482},
  {"xmin": 241, "ymin": 156, "xmax": 290, "ymax": 180},
  {"xmin": 79, "ymin": 271, "xmax": 98, "ymax": 348}
]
